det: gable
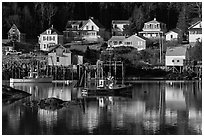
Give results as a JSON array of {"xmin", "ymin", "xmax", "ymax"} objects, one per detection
[
  {"xmin": 124, "ymin": 35, "xmax": 146, "ymax": 42},
  {"xmin": 188, "ymin": 21, "xmax": 202, "ymax": 29},
  {"xmin": 166, "ymin": 31, "xmax": 178, "ymax": 35},
  {"xmin": 82, "ymin": 19, "xmax": 99, "ymax": 30},
  {"xmin": 193, "ymin": 22, "xmax": 202, "ymax": 29}
]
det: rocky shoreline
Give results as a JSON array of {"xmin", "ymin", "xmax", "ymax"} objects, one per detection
[
  {"xmin": 2, "ymin": 85, "xmax": 31, "ymax": 104},
  {"xmin": 23, "ymin": 97, "xmax": 81, "ymax": 110}
]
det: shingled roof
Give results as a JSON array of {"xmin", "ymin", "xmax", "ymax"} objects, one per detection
[
  {"xmin": 41, "ymin": 27, "xmax": 62, "ymax": 35},
  {"xmin": 166, "ymin": 46, "xmax": 187, "ymax": 56}
]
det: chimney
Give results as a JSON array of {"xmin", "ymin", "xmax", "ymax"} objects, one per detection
[
  {"xmin": 51, "ymin": 25, "xmax": 53, "ymax": 29},
  {"xmin": 154, "ymin": 18, "xmax": 156, "ymax": 21},
  {"xmin": 89, "ymin": 16, "xmax": 94, "ymax": 20},
  {"xmin": 135, "ymin": 33, "xmax": 137, "ymax": 36}
]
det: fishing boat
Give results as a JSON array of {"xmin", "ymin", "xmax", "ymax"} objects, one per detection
[
  {"xmin": 81, "ymin": 46, "xmax": 132, "ymax": 95},
  {"xmin": 10, "ymin": 69, "xmax": 53, "ymax": 83}
]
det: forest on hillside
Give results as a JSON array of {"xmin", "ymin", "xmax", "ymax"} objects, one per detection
[{"xmin": 2, "ymin": 2, "xmax": 202, "ymax": 40}]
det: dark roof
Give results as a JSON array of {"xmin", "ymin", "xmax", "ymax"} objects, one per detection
[
  {"xmin": 188, "ymin": 19, "xmax": 202, "ymax": 29},
  {"xmin": 65, "ymin": 20, "xmax": 87, "ymax": 29},
  {"xmin": 166, "ymin": 28, "xmax": 181, "ymax": 34},
  {"xmin": 108, "ymin": 36, "xmax": 126, "ymax": 41},
  {"xmin": 91, "ymin": 19, "xmax": 105, "ymax": 28},
  {"xmin": 166, "ymin": 46, "xmax": 187, "ymax": 56},
  {"xmin": 112, "ymin": 20, "xmax": 130, "ymax": 24},
  {"xmin": 48, "ymin": 44, "xmax": 67, "ymax": 53},
  {"xmin": 41, "ymin": 27, "xmax": 62, "ymax": 35}
]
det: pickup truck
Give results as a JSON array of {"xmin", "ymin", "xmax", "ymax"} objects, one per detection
[{"xmin": 6, "ymin": 50, "xmax": 22, "ymax": 55}]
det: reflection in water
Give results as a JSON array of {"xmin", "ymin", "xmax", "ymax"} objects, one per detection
[{"xmin": 2, "ymin": 81, "xmax": 202, "ymax": 135}]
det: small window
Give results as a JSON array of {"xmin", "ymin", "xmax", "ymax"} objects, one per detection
[
  {"xmin": 44, "ymin": 44, "xmax": 46, "ymax": 49},
  {"xmin": 56, "ymin": 57, "xmax": 59, "ymax": 62},
  {"xmin": 172, "ymin": 60, "xmax": 174, "ymax": 62},
  {"xmin": 177, "ymin": 60, "xmax": 179, "ymax": 62},
  {"xmin": 119, "ymin": 41, "xmax": 122, "ymax": 44},
  {"xmin": 86, "ymin": 26, "xmax": 89, "ymax": 30},
  {"xmin": 53, "ymin": 36, "xmax": 55, "ymax": 41},
  {"xmin": 92, "ymin": 26, "xmax": 94, "ymax": 30},
  {"xmin": 171, "ymin": 35, "xmax": 173, "ymax": 39},
  {"xmin": 43, "ymin": 36, "xmax": 46, "ymax": 41}
]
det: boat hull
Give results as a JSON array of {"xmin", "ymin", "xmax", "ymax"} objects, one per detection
[
  {"xmin": 10, "ymin": 77, "xmax": 53, "ymax": 83},
  {"xmin": 83, "ymin": 84, "xmax": 132, "ymax": 96}
]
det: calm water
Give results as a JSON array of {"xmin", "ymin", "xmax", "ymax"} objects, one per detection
[{"xmin": 2, "ymin": 81, "xmax": 202, "ymax": 135}]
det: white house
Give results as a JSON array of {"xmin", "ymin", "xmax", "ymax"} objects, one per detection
[
  {"xmin": 188, "ymin": 20, "xmax": 202, "ymax": 45},
  {"xmin": 48, "ymin": 44, "xmax": 83, "ymax": 66},
  {"xmin": 139, "ymin": 18, "xmax": 167, "ymax": 39},
  {"xmin": 165, "ymin": 46, "xmax": 187, "ymax": 72},
  {"xmin": 108, "ymin": 36, "xmax": 126, "ymax": 47},
  {"xmin": 112, "ymin": 20, "xmax": 130, "ymax": 36},
  {"xmin": 165, "ymin": 28, "xmax": 181, "ymax": 41},
  {"xmin": 123, "ymin": 34, "xmax": 147, "ymax": 51},
  {"xmin": 38, "ymin": 25, "xmax": 63, "ymax": 51},
  {"xmin": 63, "ymin": 17, "xmax": 105, "ymax": 43}
]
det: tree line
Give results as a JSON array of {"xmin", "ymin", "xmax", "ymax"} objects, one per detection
[{"xmin": 2, "ymin": 2, "xmax": 201, "ymax": 40}]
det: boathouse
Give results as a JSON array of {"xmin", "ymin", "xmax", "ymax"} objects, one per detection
[
  {"xmin": 48, "ymin": 44, "xmax": 83, "ymax": 67},
  {"xmin": 165, "ymin": 46, "xmax": 188, "ymax": 72}
]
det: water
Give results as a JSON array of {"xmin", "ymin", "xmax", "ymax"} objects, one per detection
[{"xmin": 2, "ymin": 81, "xmax": 202, "ymax": 135}]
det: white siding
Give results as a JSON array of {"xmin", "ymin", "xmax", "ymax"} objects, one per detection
[
  {"xmin": 48, "ymin": 53, "xmax": 72, "ymax": 66},
  {"xmin": 189, "ymin": 33, "xmax": 202, "ymax": 43},
  {"xmin": 82, "ymin": 19, "xmax": 99, "ymax": 31},
  {"xmin": 165, "ymin": 56, "xmax": 186, "ymax": 66},
  {"xmin": 39, "ymin": 34, "xmax": 58, "ymax": 51},
  {"xmin": 166, "ymin": 31, "xmax": 178, "ymax": 41}
]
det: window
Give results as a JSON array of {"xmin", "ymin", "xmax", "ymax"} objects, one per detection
[
  {"xmin": 113, "ymin": 41, "xmax": 118, "ymax": 45},
  {"xmin": 57, "ymin": 57, "xmax": 59, "ymax": 62},
  {"xmin": 177, "ymin": 60, "xmax": 179, "ymax": 62},
  {"xmin": 47, "ymin": 36, "xmax": 49, "ymax": 40},
  {"xmin": 53, "ymin": 36, "xmax": 55, "ymax": 41},
  {"xmin": 171, "ymin": 35, "xmax": 173, "ymax": 39},
  {"xmin": 86, "ymin": 26, "xmax": 89, "ymax": 30},
  {"xmin": 115, "ymin": 24, "xmax": 117, "ymax": 28},
  {"xmin": 43, "ymin": 36, "xmax": 46, "ymax": 41},
  {"xmin": 92, "ymin": 26, "xmax": 94, "ymax": 30},
  {"xmin": 172, "ymin": 60, "xmax": 174, "ymax": 62},
  {"xmin": 119, "ymin": 41, "xmax": 122, "ymax": 44},
  {"xmin": 44, "ymin": 44, "xmax": 46, "ymax": 49}
]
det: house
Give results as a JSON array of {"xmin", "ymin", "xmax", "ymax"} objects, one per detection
[
  {"xmin": 139, "ymin": 18, "xmax": 167, "ymax": 39},
  {"xmin": 165, "ymin": 46, "xmax": 187, "ymax": 72},
  {"xmin": 165, "ymin": 28, "xmax": 181, "ymax": 41},
  {"xmin": 8, "ymin": 24, "xmax": 26, "ymax": 42},
  {"xmin": 38, "ymin": 25, "xmax": 63, "ymax": 51},
  {"xmin": 48, "ymin": 44, "xmax": 83, "ymax": 67},
  {"xmin": 63, "ymin": 17, "xmax": 105, "ymax": 43},
  {"xmin": 188, "ymin": 20, "xmax": 202, "ymax": 45},
  {"xmin": 111, "ymin": 20, "xmax": 130, "ymax": 36},
  {"xmin": 108, "ymin": 36, "xmax": 126, "ymax": 47},
  {"xmin": 123, "ymin": 34, "xmax": 148, "ymax": 51}
]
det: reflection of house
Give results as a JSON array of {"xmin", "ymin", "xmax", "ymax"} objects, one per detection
[
  {"xmin": 108, "ymin": 36, "xmax": 125, "ymax": 47},
  {"xmin": 63, "ymin": 17, "xmax": 105, "ymax": 43},
  {"xmin": 111, "ymin": 20, "xmax": 130, "ymax": 36},
  {"xmin": 139, "ymin": 18, "xmax": 167, "ymax": 39},
  {"xmin": 123, "ymin": 34, "xmax": 148, "ymax": 50},
  {"xmin": 165, "ymin": 46, "xmax": 187, "ymax": 72},
  {"xmin": 165, "ymin": 28, "xmax": 181, "ymax": 41},
  {"xmin": 8, "ymin": 24, "xmax": 26, "ymax": 42},
  {"xmin": 38, "ymin": 25, "xmax": 63, "ymax": 51},
  {"xmin": 48, "ymin": 45, "xmax": 83, "ymax": 66},
  {"xmin": 188, "ymin": 20, "xmax": 202, "ymax": 45},
  {"xmin": 165, "ymin": 85, "xmax": 186, "ymax": 110}
]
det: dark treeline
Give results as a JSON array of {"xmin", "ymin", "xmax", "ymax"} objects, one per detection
[{"xmin": 2, "ymin": 2, "xmax": 201, "ymax": 40}]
